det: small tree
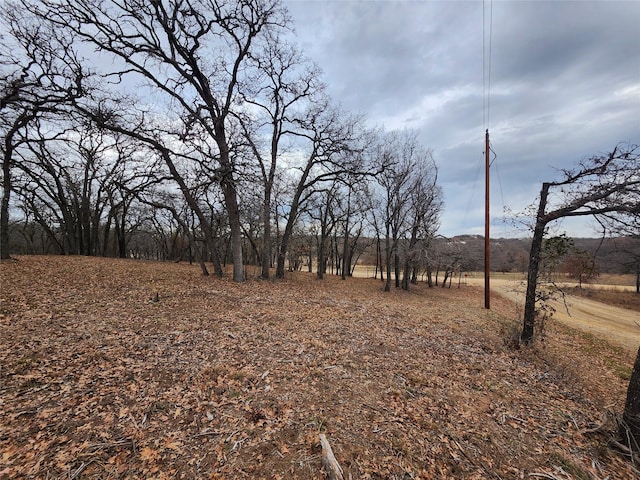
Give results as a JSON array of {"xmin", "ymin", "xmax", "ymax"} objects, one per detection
[
  {"xmin": 562, "ymin": 249, "xmax": 598, "ymax": 288},
  {"xmin": 521, "ymin": 144, "xmax": 640, "ymax": 345},
  {"xmin": 539, "ymin": 234, "xmax": 574, "ymax": 282}
]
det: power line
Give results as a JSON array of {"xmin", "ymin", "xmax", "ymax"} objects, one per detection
[
  {"xmin": 483, "ymin": 0, "xmax": 493, "ymax": 131},
  {"xmin": 463, "ymin": 0, "xmax": 495, "ymax": 236}
]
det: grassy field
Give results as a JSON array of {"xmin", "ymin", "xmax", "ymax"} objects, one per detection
[
  {"xmin": 565, "ymin": 286, "xmax": 640, "ymax": 312},
  {"xmin": 351, "ymin": 266, "xmax": 637, "ymax": 288},
  {"xmin": 0, "ymin": 256, "xmax": 637, "ymax": 479}
]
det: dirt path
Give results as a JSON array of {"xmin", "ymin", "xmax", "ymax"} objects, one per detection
[{"xmin": 469, "ymin": 277, "xmax": 640, "ymax": 353}]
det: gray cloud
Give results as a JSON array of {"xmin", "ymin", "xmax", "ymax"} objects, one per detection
[{"xmin": 285, "ymin": 0, "xmax": 640, "ymax": 237}]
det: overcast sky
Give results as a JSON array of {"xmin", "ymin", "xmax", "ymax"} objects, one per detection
[{"xmin": 284, "ymin": 0, "xmax": 640, "ymax": 238}]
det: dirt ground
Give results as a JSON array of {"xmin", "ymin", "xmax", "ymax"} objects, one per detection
[
  {"xmin": 465, "ymin": 277, "xmax": 640, "ymax": 354},
  {"xmin": 0, "ymin": 256, "xmax": 637, "ymax": 479}
]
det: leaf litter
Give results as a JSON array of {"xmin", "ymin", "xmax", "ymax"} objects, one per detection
[{"xmin": 0, "ymin": 255, "xmax": 635, "ymax": 479}]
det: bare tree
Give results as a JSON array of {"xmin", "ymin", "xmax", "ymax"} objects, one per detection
[
  {"xmin": 336, "ymin": 178, "xmax": 371, "ymax": 280},
  {"xmin": 1, "ymin": 4, "xmax": 87, "ymax": 259},
  {"xmin": 235, "ymin": 32, "xmax": 322, "ymax": 278},
  {"xmin": 11, "ymin": 116, "xmax": 159, "ymax": 257},
  {"xmin": 401, "ymin": 154, "xmax": 442, "ymax": 290},
  {"xmin": 521, "ymin": 144, "xmax": 640, "ymax": 345},
  {"xmin": 273, "ymin": 103, "xmax": 367, "ymax": 278},
  {"xmin": 25, "ymin": 0, "xmax": 289, "ymax": 281},
  {"xmin": 372, "ymin": 130, "xmax": 440, "ymax": 292},
  {"xmin": 307, "ymin": 180, "xmax": 343, "ymax": 279}
]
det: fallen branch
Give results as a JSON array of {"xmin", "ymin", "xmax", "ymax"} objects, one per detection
[
  {"xmin": 86, "ymin": 438, "xmax": 135, "ymax": 453},
  {"xmin": 610, "ymin": 438, "xmax": 640, "ymax": 466},
  {"xmin": 319, "ymin": 433, "xmax": 344, "ymax": 480}
]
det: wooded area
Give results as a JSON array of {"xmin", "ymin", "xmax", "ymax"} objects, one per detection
[{"xmin": 0, "ymin": 0, "xmax": 445, "ymax": 287}]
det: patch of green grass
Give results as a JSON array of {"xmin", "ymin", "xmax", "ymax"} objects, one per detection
[
  {"xmin": 549, "ymin": 453, "xmax": 590, "ymax": 480},
  {"xmin": 611, "ymin": 363, "xmax": 632, "ymax": 381}
]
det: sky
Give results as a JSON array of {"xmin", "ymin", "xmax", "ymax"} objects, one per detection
[{"xmin": 284, "ymin": 0, "xmax": 640, "ymax": 238}]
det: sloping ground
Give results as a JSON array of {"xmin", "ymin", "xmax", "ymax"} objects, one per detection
[{"xmin": 0, "ymin": 256, "xmax": 635, "ymax": 479}]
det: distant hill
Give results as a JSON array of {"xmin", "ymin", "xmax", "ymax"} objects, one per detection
[{"xmin": 445, "ymin": 235, "xmax": 639, "ymax": 275}]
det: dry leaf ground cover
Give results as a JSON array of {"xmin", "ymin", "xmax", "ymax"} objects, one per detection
[{"xmin": 0, "ymin": 256, "xmax": 636, "ymax": 479}]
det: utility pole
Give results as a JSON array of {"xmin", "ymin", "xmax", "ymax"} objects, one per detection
[{"xmin": 484, "ymin": 129, "xmax": 490, "ymax": 309}]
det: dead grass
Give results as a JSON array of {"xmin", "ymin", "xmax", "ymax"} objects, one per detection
[
  {"xmin": 564, "ymin": 286, "xmax": 640, "ymax": 312},
  {"xmin": 0, "ymin": 256, "xmax": 637, "ymax": 479}
]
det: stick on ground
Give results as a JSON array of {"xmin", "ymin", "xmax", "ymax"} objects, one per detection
[{"xmin": 319, "ymin": 433, "xmax": 344, "ymax": 480}]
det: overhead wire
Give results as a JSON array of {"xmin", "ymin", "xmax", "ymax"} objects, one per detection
[
  {"xmin": 462, "ymin": 0, "xmax": 500, "ymax": 234},
  {"xmin": 483, "ymin": 0, "xmax": 511, "ymax": 237},
  {"xmin": 483, "ymin": 0, "xmax": 493, "ymax": 131},
  {"xmin": 462, "ymin": 0, "xmax": 493, "ymax": 231}
]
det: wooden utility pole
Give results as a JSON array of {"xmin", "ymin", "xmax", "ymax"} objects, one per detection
[{"xmin": 484, "ymin": 129, "xmax": 490, "ymax": 309}]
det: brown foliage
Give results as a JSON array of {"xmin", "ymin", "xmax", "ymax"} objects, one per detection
[{"xmin": 0, "ymin": 256, "xmax": 635, "ymax": 478}]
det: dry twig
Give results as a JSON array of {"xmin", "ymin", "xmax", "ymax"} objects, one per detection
[{"xmin": 319, "ymin": 433, "xmax": 344, "ymax": 480}]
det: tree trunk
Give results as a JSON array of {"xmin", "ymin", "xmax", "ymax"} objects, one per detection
[
  {"xmin": 317, "ymin": 230, "xmax": 327, "ymax": 280},
  {"xmin": 80, "ymin": 170, "xmax": 92, "ymax": 255},
  {"xmin": 341, "ymin": 230, "xmax": 349, "ymax": 281},
  {"xmin": 197, "ymin": 244, "xmax": 209, "ymax": 277},
  {"xmin": 159, "ymin": 147, "xmax": 224, "ymax": 276},
  {"xmin": 276, "ymin": 239, "xmax": 287, "ymax": 278},
  {"xmin": 221, "ymin": 177, "xmax": 244, "ymax": 282},
  {"xmin": 0, "ymin": 147, "xmax": 12, "ymax": 260},
  {"xmin": 276, "ymin": 167, "xmax": 310, "ymax": 278},
  {"xmin": 402, "ymin": 259, "xmax": 410, "ymax": 291},
  {"xmin": 117, "ymin": 213, "xmax": 127, "ymax": 258},
  {"xmin": 374, "ymin": 235, "xmax": 381, "ymax": 280},
  {"xmin": 442, "ymin": 268, "xmax": 450, "ymax": 288},
  {"xmin": 102, "ymin": 208, "xmax": 113, "ymax": 257},
  {"xmin": 384, "ymin": 227, "xmax": 392, "ymax": 292},
  {"xmin": 341, "ymin": 191, "xmax": 351, "ymax": 281},
  {"xmin": 620, "ymin": 346, "xmax": 640, "ymax": 452},
  {"xmin": 521, "ymin": 183, "xmax": 551, "ymax": 345},
  {"xmin": 261, "ymin": 183, "xmax": 272, "ymax": 279}
]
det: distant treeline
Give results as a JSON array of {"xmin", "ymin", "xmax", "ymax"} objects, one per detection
[{"xmin": 6, "ymin": 220, "xmax": 639, "ymax": 279}]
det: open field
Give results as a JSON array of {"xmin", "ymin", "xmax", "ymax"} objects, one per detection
[
  {"xmin": 0, "ymin": 256, "xmax": 637, "ymax": 479},
  {"xmin": 564, "ymin": 286, "xmax": 640, "ymax": 312},
  {"xmin": 352, "ymin": 267, "xmax": 637, "ymax": 291}
]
